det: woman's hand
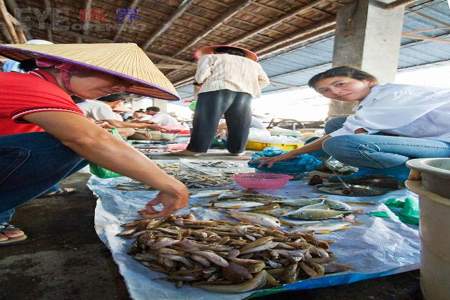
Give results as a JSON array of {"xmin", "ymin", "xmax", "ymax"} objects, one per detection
[
  {"xmin": 257, "ymin": 152, "xmax": 296, "ymax": 168},
  {"xmin": 139, "ymin": 185, "xmax": 189, "ymax": 218}
]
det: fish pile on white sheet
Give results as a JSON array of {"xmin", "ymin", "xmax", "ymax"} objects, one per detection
[
  {"xmin": 191, "ymin": 190, "xmax": 358, "ymax": 234},
  {"xmin": 118, "ymin": 214, "xmax": 351, "ymax": 293}
]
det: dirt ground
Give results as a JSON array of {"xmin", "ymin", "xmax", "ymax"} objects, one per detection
[{"xmin": 0, "ymin": 173, "xmax": 423, "ymax": 300}]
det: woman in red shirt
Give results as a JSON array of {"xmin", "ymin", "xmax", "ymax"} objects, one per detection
[{"xmin": 0, "ymin": 43, "xmax": 188, "ymax": 245}]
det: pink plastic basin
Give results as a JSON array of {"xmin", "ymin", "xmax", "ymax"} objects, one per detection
[{"xmin": 233, "ymin": 173, "xmax": 293, "ymax": 190}]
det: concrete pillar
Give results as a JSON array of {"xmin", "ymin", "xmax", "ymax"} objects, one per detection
[
  {"xmin": 153, "ymin": 99, "xmax": 168, "ymax": 113},
  {"xmin": 328, "ymin": 0, "xmax": 405, "ymax": 117}
]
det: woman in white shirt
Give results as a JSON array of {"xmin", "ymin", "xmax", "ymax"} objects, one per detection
[
  {"xmin": 180, "ymin": 45, "xmax": 270, "ymax": 156},
  {"xmin": 259, "ymin": 66, "xmax": 450, "ymax": 181}
]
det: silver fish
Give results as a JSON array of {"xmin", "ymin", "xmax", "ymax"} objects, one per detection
[
  {"xmin": 229, "ymin": 211, "xmax": 281, "ymax": 228},
  {"xmin": 211, "ymin": 201, "xmax": 265, "ymax": 209},
  {"xmin": 324, "ymin": 199, "xmax": 353, "ymax": 211},
  {"xmin": 285, "ymin": 208, "xmax": 346, "ymax": 220},
  {"xmin": 191, "ymin": 189, "xmax": 233, "ymax": 198},
  {"xmin": 274, "ymin": 198, "xmax": 325, "ymax": 207}
]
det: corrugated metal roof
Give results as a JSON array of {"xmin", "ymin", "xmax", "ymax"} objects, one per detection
[{"xmin": 176, "ymin": 0, "xmax": 450, "ymax": 98}]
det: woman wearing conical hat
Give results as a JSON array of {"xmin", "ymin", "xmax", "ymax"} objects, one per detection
[
  {"xmin": 0, "ymin": 43, "xmax": 188, "ymax": 245},
  {"xmin": 178, "ymin": 45, "xmax": 270, "ymax": 156}
]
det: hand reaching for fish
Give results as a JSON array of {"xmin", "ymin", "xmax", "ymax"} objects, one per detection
[
  {"xmin": 139, "ymin": 191, "xmax": 188, "ymax": 218},
  {"xmin": 257, "ymin": 152, "xmax": 295, "ymax": 168}
]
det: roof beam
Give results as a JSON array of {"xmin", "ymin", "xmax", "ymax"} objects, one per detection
[
  {"xmin": 165, "ymin": 0, "xmax": 254, "ymax": 79},
  {"xmin": 255, "ymin": 17, "xmax": 336, "ymax": 53},
  {"xmin": 258, "ymin": 25, "xmax": 335, "ymax": 59},
  {"xmin": 0, "ymin": 0, "xmax": 19, "ymax": 43},
  {"xmin": 402, "ymin": 32, "xmax": 450, "ymax": 45},
  {"xmin": 226, "ymin": 0, "xmax": 329, "ymax": 45},
  {"xmin": 82, "ymin": 0, "xmax": 93, "ymax": 36},
  {"xmin": 143, "ymin": 0, "xmax": 194, "ymax": 50},
  {"xmin": 172, "ymin": 19, "xmax": 336, "ymax": 87},
  {"xmin": 155, "ymin": 63, "xmax": 196, "ymax": 70},
  {"xmin": 113, "ymin": 0, "xmax": 141, "ymax": 42},
  {"xmin": 412, "ymin": 11, "xmax": 450, "ymax": 28},
  {"xmin": 172, "ymin": 0, "xmax": 254, "ymax": 57},
  {"xmin": 43, "ymin": 0, "xmax": 53, "ymax": 42},
  {"xmin": 146, "ymin": 52, "xmax": 195, "ymax": 65},
  {"xmin": 5, "ymin": 0, "xmax": 32, "ymax": 40},
  {"xmin": 63, "ymin": 30, "xmax": 195, "ymax": 66},
  {"xmin": 0, "ymin": 20, "xmax": 14, "ymax": 43}
]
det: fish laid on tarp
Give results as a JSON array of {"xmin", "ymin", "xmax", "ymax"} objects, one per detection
[
  {"xmin": 210, "ymin": 201, "xmax": 265, "ymax": 209},
  {"xmin": 191, "ymin": 190, "xmax": 234, "ymax": 198},
  {"xmin": 324, "ymin": 199, "xmax": 353, "ymax": 211},
  {"xmin": 229, "ymin": 211, "xmax": 281, "ymax": 228},
  {"xmin": 316, "ymin": 183, "xmax": 393, "ymax": 197},
  {"xmin": 218, "ymin": 191, "xmax": 284, "ymax": 202},
  {"xmin": 250, "ymin": 207, "xmax": 291, "ymax": 217},
  {"xmin": 273, "ymin": 197, "xmax": 326, "ymax": 207},
  {"xmin": 282, "ymin": 219, "xmax": 352, "ymax": 234},
  {"xmin": 119, "ymin": 214, "xmax": 347, "ymax": 293},
  {"xmin": 285, "ymin": 208, "xmax": 350, "ymax": 220}
]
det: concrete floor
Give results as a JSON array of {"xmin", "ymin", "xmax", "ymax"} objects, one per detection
[{"xmin": 0, "ymin": 173, "xmax": 423, "ymax": 300}]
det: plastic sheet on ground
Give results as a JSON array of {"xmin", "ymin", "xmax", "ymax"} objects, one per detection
[{"xmin": 89, "ymin": 176, "xmax": 420, "ymax": 300}]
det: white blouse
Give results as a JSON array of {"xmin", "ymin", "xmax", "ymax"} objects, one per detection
[
  {"xmin": 195, "ymin": 54, "xmax": 270, "ymax": 98},
  {"xmin": 330, "ymin": 83, "xmax": 450, "ymax": 143}
]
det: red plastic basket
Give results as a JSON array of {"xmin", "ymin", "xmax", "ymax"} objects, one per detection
[{"xmin": 233, "ymin": 173, "xmax": 293, "ymax": 190}]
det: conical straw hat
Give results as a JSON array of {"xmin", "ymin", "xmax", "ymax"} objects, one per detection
[
  {"xmin": 195, "ymin": 45, "xmax": 258, "ymax": 61},
  {"xmin": 0, "ymin": 43, "xmax": 179, "ymax": 100}
]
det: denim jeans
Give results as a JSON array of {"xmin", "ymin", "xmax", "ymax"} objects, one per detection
[
  {"xmin": 0, "ymin": 132, "xmax": 87, "ymax": 223},
  {"xmin": 322, "ymin": 117, "xmax": 450, "ymax": 169}
]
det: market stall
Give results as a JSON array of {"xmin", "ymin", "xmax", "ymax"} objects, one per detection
[{"xmin": 88, "ymin": 157, "xmax": 420, "ymax": 300}]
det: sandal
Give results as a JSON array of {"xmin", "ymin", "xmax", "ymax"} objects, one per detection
[{"xmin": 0, "ymin": 223, "xmax": 27, "ymax": 245}]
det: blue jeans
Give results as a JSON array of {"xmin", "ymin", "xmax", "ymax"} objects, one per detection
[
  {"xmin": 322, "ymin": 117, "xmax": 450, "ymax": 169},
  {"xmin": 0, "ymin": 132, "xmax": 88, "ymax": 223}
]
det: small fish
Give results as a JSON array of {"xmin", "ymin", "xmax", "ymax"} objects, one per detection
[
  {"xmin": 229, "ymin": 211, "xmax": 281, "ymax": 228},
  {"xmin": 211, "ymin": 201, "xmax": 265, "ymax": 209},
  {"xmin": 290, "ymin": 221, "xmax": 352, "ymax": 234},
  {"xmin": 193, "ymin": 270, "xmax": 268, "ymax": 293},
  {"xmin": 252, "ymin": 207, "xmax": 291, "ymax": 217},
  {"xmin": 240, "ymin": 241, "xmax": 279, "ymax": 254},
  {"xmin": 324, "ymin": 199, "xmax": 353, "ymax": 211},
  {"xmin": 274, "ymin": 198, "xmax": 324, "ymax": 207},
  {"xmin": 285, "ymin": 208, "xmax": 346, "ymax": 220},
  {"xmin": 191, "ymin": 189, "xmax": 232, "ymax": 198},
  {"xmin": 300, "ymin": 200, "xmax": 329, "ymax": 210},
  {"xmin": 217, "ymin": 191, "xmax": 244, "ymax": 200}
]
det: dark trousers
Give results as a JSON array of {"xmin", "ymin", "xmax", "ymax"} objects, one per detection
[
  {"xmin": 187, "ymin": 90, "xmax": 252, "ymax": 153},
  {"xmin": 0, "ymin": 132, "xmax": 87, "ymax": 220}
]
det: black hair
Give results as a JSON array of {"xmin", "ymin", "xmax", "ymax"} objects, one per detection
[
  {"xmin": 18, "ymin": 59, "xmax": 38, "ymax": 72},
  {"xmin": 97, "ymin": 93, "xmax": 127, "ymax": 102},
  {"xmin": 308, "ymin": 66, "xmax": 378, "ymax": 89},
  {"xmin": 214, "ymin": 46, "xmax": 246, "ymax": 57},
  {"xmin": 71, "ymin": 95, "xmax": 85, "ymax": 103},
  {"xmin": 146, "ymin": 106, "xmax": 160, "ymax": 113}
]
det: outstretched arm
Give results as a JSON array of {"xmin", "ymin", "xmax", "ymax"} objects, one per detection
[
  {"xmin": 258, "ymin": 134, "xmax": 330, "ymax": 168},
  {"xmin": 24, "ymin": 111, "xmax": 189, "ymax": 216}
]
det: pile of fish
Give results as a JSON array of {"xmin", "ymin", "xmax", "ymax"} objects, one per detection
[
  {"xmin": 192, "ymin": 190, "xmax": 362, "ymax": 234},
  {"xmin": 115, "ymin": 162, "xmax": 233, "ymax": 191},
  {"xmin": 192, "ymin": 191, "xmax": 357, "ymax": 233},
  {"xmin": 118, "ymin": 214, "xmax": 351, "ymax": 293}
]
